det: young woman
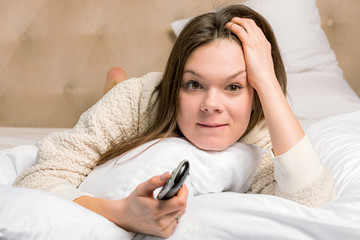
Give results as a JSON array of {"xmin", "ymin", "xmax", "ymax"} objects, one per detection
[{"xmin": 14, "ymin": 4, "xmax": 335, "ymax": 238}]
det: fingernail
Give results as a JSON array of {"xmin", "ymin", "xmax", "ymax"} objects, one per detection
[{"xmin": 160, "ymin": 172, "xmax": 169, "ymax": 181}]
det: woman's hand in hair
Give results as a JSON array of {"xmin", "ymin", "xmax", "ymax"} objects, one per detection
[
  {"xmin": 225, "ymin": 17, "xmax": 278, "ymax": 91},
  {"xmin": 226, "ymin": 17, "xmax": 304, "ymax": 156}
]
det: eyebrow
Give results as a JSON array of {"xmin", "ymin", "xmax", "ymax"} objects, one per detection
[{"xmin": 183, "ymin": 69, "xmax": 246, "ymax": 81}]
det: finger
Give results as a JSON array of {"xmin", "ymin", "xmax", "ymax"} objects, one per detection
[
  {"xmin": 230, "ymin": 17, "xmax": 266, "ymax": 41},
  {"xmin": 150, "ymin": 207, "xmax": 187, "ymax": 238},
  {"xmin": 159, "ymin": 183, "xmax": 188, "ymax": 212},
  {"xmin": 230, "ymin": 17, "xmax": 259, "ymax": 34},
  {"xmin": 178, "ymin": 209, "xmax": 186, "ymax": 219},
  {"xmin": 177, "ymin": 183, "xmax": 188, "ymax": 199},
  {"xmin": 225, "ymin": 21, "xmax": 249, "ymax": 43},
  {"xmin": 137, "ymin": 172, "xmax": 170, "ymax": 196},
  {"xmin": 159, "ymin": 209, "xmax": 186, "ymax": 238},
  {"xmin": 158, "ymin": 216, "xmax": 179, "ymax": 238},
  {"xmin": 174, "ymin": 209, "xmax": 186, "ymax": 223},
  {"xmin": 159, "ymin": 183, "xmax": 188, "ymax": 203}
]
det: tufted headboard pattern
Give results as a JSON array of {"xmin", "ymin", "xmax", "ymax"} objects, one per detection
[{"xmin": 0, "ymin": 0, "xmax": 359, "ymax": 128}]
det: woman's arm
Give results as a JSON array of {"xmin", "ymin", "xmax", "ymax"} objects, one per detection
[
  {"xmin": 74, "ymin": 173, "xmax": 188, "ymax": 238},
  {"xmin": 13, "ymin": 72, "xmax": 163, "ymax": 199},
  {"xmin": 227, "ymin": 17, "xmax": 303, "ymax": 156},
  {"xmin": 227, "ymin": 18, "xmax": 335, "ymax": 206},
  {"xmin": 254, "ymin": 80, "xmax": 304, "ymax": 156}
]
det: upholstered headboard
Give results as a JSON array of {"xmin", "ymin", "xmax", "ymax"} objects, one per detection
[{"xmin": 0, "ymin": 0, "xmax": 359, "ymax": 128}]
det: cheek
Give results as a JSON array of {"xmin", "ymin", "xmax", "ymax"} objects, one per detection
[
  {"xmin": 178, "ymin": 94, "xmax": 188, "ymax": 112},
  {"xmin": 177, "ymin": 92, "xmax": 195, "ymax": 125}
]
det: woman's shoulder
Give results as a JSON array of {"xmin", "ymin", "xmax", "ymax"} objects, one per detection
[
  {"xmin": 123, "ymin": 72, "xmax": 163, "ymax": 87},
  {"xmin": 141, "ymin": 72, "xmax": 164, "ymax": 84},
  {"xmin": 106, "ymin": 71, "xmax": 163, "ymax": 96}
]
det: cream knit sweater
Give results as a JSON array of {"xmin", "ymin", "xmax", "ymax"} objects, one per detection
[{"xmin": 14, "ymin": 72, "xmax": 335, "ymax": 207}]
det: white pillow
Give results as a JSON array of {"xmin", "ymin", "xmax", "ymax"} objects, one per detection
[
  {"xmin": 0, "ymin": 145, "xmax": 38, "ymax": 185},
  {"xmin": 79, "ymin": 137, "xmax": 263, "ymax": 199},
  {"xmin": 306, "ymin": 110, "xmax": 360, "ymax": 198},
  {"xmin": 243, "ymin": 0, "xmax": 339, "ymax": 74},
  {"xmin": 287, "ymin": 72, "xmax": 360, "ymax": 127},
  {"xmin": 171, "ymin": 0, "xmax": 337, "ymax": 74}
]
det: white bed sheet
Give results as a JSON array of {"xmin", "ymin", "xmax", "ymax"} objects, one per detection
[{"xmin": 1, "ymin": 111, "xmax": 360, "ymax": 239}]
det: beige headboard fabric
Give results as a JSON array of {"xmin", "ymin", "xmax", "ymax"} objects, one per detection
[{"xmin": 0, "ymin": 0, "xmax": 359, "ymax": 128}]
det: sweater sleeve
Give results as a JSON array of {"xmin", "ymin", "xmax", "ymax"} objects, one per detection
[
  {"xmin": 271, "ymin": 135, "xmax": 336, "ymax": 207},
  {"xmin": 13, "ymin": 72, "xmax": 163, "ymax": 201}
]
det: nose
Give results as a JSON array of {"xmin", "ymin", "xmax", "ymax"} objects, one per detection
[{"xmin": 200, "ymin": 91, "xmax": 224, "ymax": 113}]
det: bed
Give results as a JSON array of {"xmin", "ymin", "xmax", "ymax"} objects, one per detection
[{"xmin": 1, "ymin": 0, "xmax": 360, "ymax": 239}]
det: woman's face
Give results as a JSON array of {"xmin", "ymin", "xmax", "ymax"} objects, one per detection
[{"xmin": 177, "ymin": 39, "xmax": 254, "ymax": 151}]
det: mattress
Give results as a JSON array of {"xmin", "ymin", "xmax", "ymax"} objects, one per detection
[{"xmin": 0, "ymin": 127, "xmax": 68, "ymax": 150}]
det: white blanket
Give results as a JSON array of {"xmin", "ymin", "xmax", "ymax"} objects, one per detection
[{"xmin": 1, "ymin": 111, "xmax": 360, "ymax": 239}]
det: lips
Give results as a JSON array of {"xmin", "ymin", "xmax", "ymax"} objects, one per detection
[{"xmin": 197, "ymin": 123, "xmax": 228, "ymax": 128}]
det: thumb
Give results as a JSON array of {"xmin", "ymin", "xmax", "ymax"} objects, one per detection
[{"xmin": 137, "ymin": 172, "xmax": 170, "ymax": 196}]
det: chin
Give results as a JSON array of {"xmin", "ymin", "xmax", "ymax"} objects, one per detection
[{"xmin": 193, "ymin": 140, "xmax": 231, "ymax": 152}]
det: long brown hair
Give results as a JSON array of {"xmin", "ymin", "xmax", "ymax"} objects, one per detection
[{"xmin": 97, "ymin": 4, "xmax": 287, "ymax": 165}]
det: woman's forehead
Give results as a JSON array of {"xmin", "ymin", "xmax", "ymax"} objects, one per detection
[{"xmin": 183, "ymin": 39, "xmax": 245, "ymax": 77}]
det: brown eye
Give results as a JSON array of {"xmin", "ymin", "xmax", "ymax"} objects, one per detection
[
  {"xmin": 187, "ymin": 81, "xmax": 201, "ymax": 90},
  {"xmin": 226, "ymin": 84, "xmax": 242, "ymax": 93}
]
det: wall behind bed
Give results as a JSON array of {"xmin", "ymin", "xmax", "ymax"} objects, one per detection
[{"xmin": 0, "ymin": 0, "xmax": 359, "ymax": 128}]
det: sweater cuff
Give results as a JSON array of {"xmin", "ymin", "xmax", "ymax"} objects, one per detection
[
  {"xmin": 270, "ymin": 135, "xmax": 324, "ymax": 193},
  {"xmin": 49, "ymin": 182, "xmax": 93, "ymax": 201}
]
